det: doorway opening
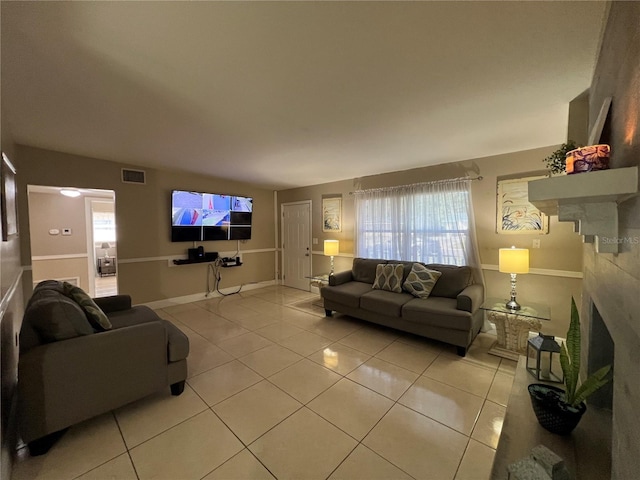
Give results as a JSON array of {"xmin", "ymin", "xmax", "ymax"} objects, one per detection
[{"xmin": 27, "ymin": 185, "xmax": 117, "ymax": 297}]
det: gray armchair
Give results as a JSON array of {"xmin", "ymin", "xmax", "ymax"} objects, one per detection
[{"xmin": 18, "ymin": 281, "xmax": 189, "ymax": 455}]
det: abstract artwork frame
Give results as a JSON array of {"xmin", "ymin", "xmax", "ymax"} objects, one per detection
[
  {"xmin": 1, "ymin": 152, "xmax": 18, "ymax": 241},
  {"xmin": 322, "ymin": 196, "xmax": 342, "ymax": 232},
  {"xmin": 497, "ymin": 176, "xmax": 548, "ymax": 235}
]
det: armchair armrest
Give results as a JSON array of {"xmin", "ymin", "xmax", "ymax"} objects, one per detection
[
  {"xmin": 18, "ymin": 322, "xmax": 167, "ymax": 443},
  {"xmin": 456, "ymin": 284, "xmax": 484, "ymax": 313},
  {"xmin": 93, "ymin": 294, "xmax": 132, "ymax": 313},
  {"xmin": 329, "ymin": 270, "xmax": 353, "ymax": 286}
]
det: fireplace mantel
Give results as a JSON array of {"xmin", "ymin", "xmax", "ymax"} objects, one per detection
[{"xmin": 528, "ymin": 167, "xmax": 638, "ymax": 253}]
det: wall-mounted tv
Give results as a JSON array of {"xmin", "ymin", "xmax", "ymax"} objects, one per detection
[{"xmin": 171, "ymin": 190, "xmax": 253, "ymax": 242}]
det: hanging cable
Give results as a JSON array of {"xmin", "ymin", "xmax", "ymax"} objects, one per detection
[{"xmin": 205, "ymin": 257, "xmax": 243, "ymax": 297}]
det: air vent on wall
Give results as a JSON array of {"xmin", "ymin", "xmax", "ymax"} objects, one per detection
[{"xmin": 121, "ymin": 168, "xmax": 146, "ymax": 184}]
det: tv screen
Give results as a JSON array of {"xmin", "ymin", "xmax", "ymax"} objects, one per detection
[{"xmin": 171, "ymin": 190, "xmax": 253, "ymax": 242}]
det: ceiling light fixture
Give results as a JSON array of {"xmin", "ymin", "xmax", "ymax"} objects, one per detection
[{"xmin": 60, "ymin": 189, "xmax": 81, "ymax": 198}]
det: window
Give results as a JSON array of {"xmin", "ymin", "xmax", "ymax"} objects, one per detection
[
  {"xmin": 355, "ymin": 178, "xmax": 479, "ymax": 267},
  {"xmin": 93, "ymin": 211, "xmax": 116, "ymax": 243}
]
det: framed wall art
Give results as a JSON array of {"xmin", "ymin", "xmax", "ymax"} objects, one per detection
[
  {"xmin": 1, "ymin": 152, "xmax": 18, "ymax": 241},
  {"xmin": 497, "ymin": 175, "xmax": 548, "ymax": 235},
  {"xmin": 322, "ymin": 196, "xmax": 342, "ymax": 232}
]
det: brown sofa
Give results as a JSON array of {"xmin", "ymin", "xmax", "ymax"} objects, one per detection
[
  {"xmin": 18, "ymin": 280, "xmax": 189, "ymax": 454},
  {"xmin": 321, "ymin": 258, "xmax": 484, "ymax": 356}
]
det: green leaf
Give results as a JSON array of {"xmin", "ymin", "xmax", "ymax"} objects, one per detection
[
  {"xmin": 560, "ymin": 341, "xmax": 576, "ymax": 404},
  {"xmin": 568, "ymin": 298, "xmax": 581, "ymax": 374},
  {"xmin": 572, "ymin": 365, "xmax": 612, "ymax": 407}
]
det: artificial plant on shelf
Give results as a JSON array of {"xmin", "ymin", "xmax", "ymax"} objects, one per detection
[
  {"xmin": 528, "ymin": 297, "xmax": 611, "ymax": 435},
  {"xmin": 543, "ymin": 141, "xmax": 579, "ymax": 175}
]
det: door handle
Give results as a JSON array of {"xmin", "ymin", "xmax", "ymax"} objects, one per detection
[{"xmin": 305, "ymin": 253, "xmax": 310, "ymax": 256}]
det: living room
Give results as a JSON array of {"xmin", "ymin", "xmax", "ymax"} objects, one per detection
[{"xmin": 1, "ymin": 1, "xmax": 639, "ymax": 479}]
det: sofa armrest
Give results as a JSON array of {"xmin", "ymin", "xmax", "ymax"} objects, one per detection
[
  {"xmin": 329, "ymin": 270, "xmax": 353, "ymax": 286},
  {"xmin": 456, "ymin": 284, "xmax": 484, "ymax": 313},
  {"xmin": 18, "ymin": 322, "xmax": 167, "ymax": 442},
  {"xmin": 93, "ymin": 295, "xmax": 132, "ymax": 313}
]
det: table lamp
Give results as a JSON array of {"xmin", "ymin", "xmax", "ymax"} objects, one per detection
[
  {"xmin": 101, "ymin": 242, "xmax": 111, "ymax": 259},
  {"xmin": 499, "ymin": 246, "xmax": 529, "ymax": 310},
  {"xmin": 324, "ymin": 240, "xmax": 339, "ymax": 275}
]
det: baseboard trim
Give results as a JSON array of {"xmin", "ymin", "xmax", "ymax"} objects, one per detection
[{"xmin": 141, "ymin": 280, "xmax": 277, "ymax": 309}]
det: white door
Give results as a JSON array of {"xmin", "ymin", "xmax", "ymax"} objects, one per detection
[{"xmin": 282, "ymin": 202, "xmax": 311, "ymax": 291}]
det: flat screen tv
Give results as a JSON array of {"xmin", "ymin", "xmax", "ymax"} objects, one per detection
[{"xmin": 171, "ymin": 190, "xmax": 253, "ymax": 242}]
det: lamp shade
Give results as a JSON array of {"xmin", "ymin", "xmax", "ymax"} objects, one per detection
[
  {"xmin": 324, "ymin": 240, "xmax": 339, "ymax": 256},
  {"xmin": 499, "ymin": 247, "xmax": 529, "ymax": 274},
  {"xmin": 101, "ymin": 243, "xmax": 111, "ymax": 249}
]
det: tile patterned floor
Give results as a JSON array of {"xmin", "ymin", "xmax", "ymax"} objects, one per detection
[{"xmin": 12, "ymin": 285, "xmax": 515, "ymax": 480}]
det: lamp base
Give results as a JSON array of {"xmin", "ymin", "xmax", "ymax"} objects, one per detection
[{"xmin": 505, "ymin": 299, "xmax": 521, "ymax": 311}]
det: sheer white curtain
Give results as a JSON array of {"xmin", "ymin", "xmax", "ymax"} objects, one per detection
[{"xmin": 354, "ymin": 178, "xmax": 483, "ymax": 283}]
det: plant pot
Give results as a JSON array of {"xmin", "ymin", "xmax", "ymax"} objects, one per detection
[
  {"xmin": 565, "ymin": 144, "xmax": 610, "ymax": 174},
  {"xmin": 528, "ymin": 384, "xmax": 586, "ymax": 435}
]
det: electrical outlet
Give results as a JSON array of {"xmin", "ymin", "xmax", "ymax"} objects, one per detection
[
  {"xmin": 533, "ymin": 239, "xmax": 541, "ymax": 249},
  {"xmin": 312, "ymin": 238, "xmax": 318, "ymax": 245}
]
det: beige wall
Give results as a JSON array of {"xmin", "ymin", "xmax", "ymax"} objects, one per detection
[
  {"xmin": 0, "ymin": 127, "xmax": 25, "ymax": 478},
  {"xmin": 31, "ymin": 258, "xmax": 89, "ymax": 292},
  {"xmin": 28, "ymin": 191, "xmax": 88, "ymax": 255},
  {"xmin": 17, "ymin": 145, "xmax": 277, "ymax": 304},
  {"xmin": 277, "ymin": 146, "xmax": 584, "ymax": 336}
]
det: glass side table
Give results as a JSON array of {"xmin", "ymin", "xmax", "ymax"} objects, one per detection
[
  {"xmin": 480, "ymin": 298, "xmax": 551, "ymax": 361},
  {"xmin": 306, "ymin": 274, "xmax": 330, "ymax": 288},
  {"xmin": 306, "ymin": 274, "xmax": 330, "ymax": 307}
]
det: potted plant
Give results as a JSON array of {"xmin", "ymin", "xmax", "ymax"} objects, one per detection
[
  {"xmin": 528, "ymin": 298, "xmax": 611, "ymax": 435},
  {"xmin": 543, "ymin": 141, "xmax": 579, "ymax": 175}
]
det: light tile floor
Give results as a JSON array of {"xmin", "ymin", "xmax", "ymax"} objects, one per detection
[{"xmin": 12, "ymin": 285, "xmax": 516, "ymax": 480}]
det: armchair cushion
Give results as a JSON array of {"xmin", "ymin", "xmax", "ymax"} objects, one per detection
[{"xmin": 24, "ymin": 289, "xmax": 94, "ymax": 344}]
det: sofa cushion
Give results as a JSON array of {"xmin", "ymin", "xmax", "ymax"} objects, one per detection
[
  {"xmin": 352, "ymin": 258, "xmax": 387, "ymax": 284},
  {"xmin": 360, "ymin": 289, "xmax": 415, "ymax": 317},
  {"xmin": 322, "ymin": 281, "xmax": 372, "ymax": 308},
  {"xmin": 426, "ymin": 264, "xmax": 473, "ymax": 298},
  {"xmin": 403, "ymin": 263, "xmax": 442, "ymax": 298},
  {"xmin": 402, "ymin": 297, "xmax": 473, "ymax": 331},
  {"xmin": 372, "ymin": 264, "xmax": 404, "ymax": 293},
  {"xmin": 23, "ymin": 289, "xmax": 95, "ymax": 344},
  {"xmin": 63, "ymin": 282, "xmax": 113, "ymax": 331}
]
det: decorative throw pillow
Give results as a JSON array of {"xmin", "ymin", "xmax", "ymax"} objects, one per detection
[
  {"xmin": 62, "ymin": 282, "xmax": 113, "ymax": 331},
  {"xmin": 372, "ymin": 264, "xmax": 404, "ymax": 293},
  {"xmin": 403, "ymin": 263, "xmax": 442, "ymax": 298}
]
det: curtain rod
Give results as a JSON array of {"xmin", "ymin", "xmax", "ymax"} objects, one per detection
[{"xmin": 349, "ymin": 175, "xmax": 483, "ymax": 195}]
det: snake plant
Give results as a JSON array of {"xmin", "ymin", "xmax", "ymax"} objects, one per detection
[{"xmin": 559, "ymin": 297, "xmax": 611, "ymax": 407}]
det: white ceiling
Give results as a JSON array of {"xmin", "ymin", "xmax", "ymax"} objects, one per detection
[{"xmin": 1, "ymin": 1, "xmax": 609, "ymax": 189}]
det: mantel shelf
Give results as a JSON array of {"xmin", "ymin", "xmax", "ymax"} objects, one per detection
[{"xmin": 528, "ymin": 167, "xmax": 638, "ymax": 254}]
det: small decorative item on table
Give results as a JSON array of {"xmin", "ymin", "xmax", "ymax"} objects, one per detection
[
  {"xmin": 565, "ymin": 144, "xmax": 610, "ymax": 174},
  {"xmin": 526, "ymin": 333, "xmax": 563, "ymax": 383}
]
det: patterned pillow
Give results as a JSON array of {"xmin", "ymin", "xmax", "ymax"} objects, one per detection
[
  {"xmin": 403, "ymin": 263, "xmax": 442, "ymax": 298},
  {"xmin": 62, "ymin": 282, "xmax": 113, "ymax": 331},
  {"xmin": 372, "ymin": 264, "xmax": 404, "ymax": 293}
]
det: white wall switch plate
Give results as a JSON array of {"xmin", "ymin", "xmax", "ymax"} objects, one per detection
[
  {"xmin": 62, "ymin": 228, "xmax": 72, "ymax": 235},
  {"xmin": 533, "ymin": 239, "xmax": 541, "ymax": 248}
]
